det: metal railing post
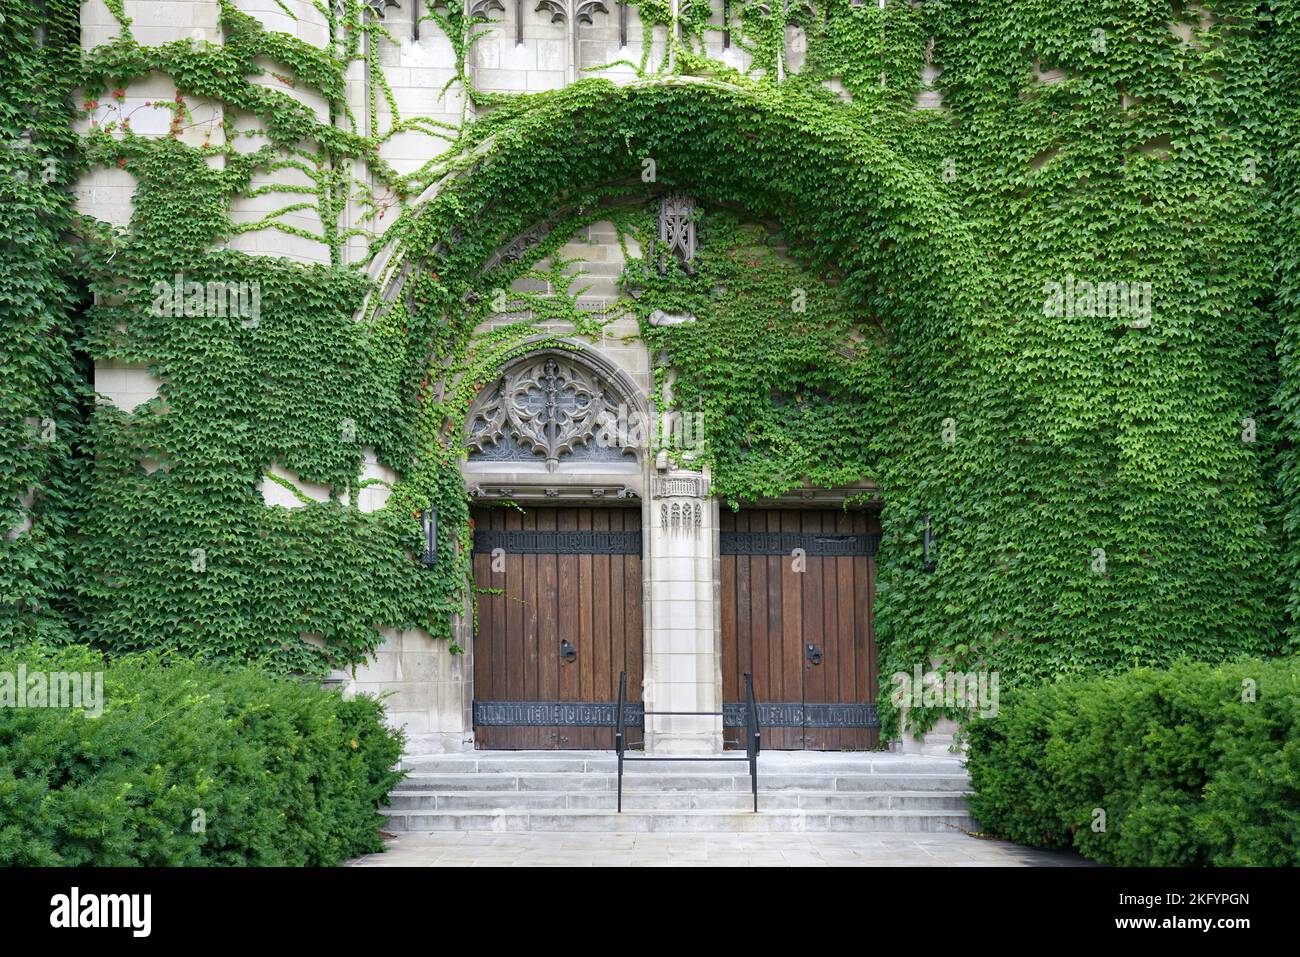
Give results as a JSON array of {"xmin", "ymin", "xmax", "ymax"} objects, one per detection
[
  {"xmin": 616, "ymin": 671, "xmax": 627, "ymax": 813},
  {"xmin": 744, "ymin": 672, "xmax": 760, "ymax": 812}
]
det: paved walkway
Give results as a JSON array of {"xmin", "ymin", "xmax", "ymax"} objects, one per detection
[{"xmin": 347, "ymin": 831, "xmax": 1093, "ymax": 867}]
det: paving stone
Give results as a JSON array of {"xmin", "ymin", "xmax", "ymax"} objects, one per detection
[{"xmin": 347, "ymin": 830, "xmax": 1092, "ymax": 867}]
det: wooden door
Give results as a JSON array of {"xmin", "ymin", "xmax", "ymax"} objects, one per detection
[
  {"xmin": 720, "ymin": 508, "xmax": 880, "ymax": 750},
  {"xmin": 471, "ymin": 505, "xmax": 643, "ymax": 749}
]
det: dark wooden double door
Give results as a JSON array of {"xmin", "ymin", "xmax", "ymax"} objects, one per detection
[
  {"xmin": 721, "ymin": 508, "xmax": 881, "ymax": 750},
  {"xmin": 471, "ymin": 506, "xmax": 643, "ymax": 749}
]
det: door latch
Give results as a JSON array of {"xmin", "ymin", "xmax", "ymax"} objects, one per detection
[
  {"xmin": 805, "ymin": 643, "xmax": 823, "ymax": 665},
  {"xmin": 560, "ymin": 639, "xmax": 577, "ymax": 663}
]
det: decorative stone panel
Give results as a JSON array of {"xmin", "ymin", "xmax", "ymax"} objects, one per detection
[
  {"xmin": 466, "ymin": 352, "xmax": 640, "ymax": 471},
  {"xmin": 654, "ymin": 474, "xmax": 710, "ymax": 498}
]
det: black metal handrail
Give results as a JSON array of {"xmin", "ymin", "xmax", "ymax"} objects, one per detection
[
  {"xmin": 743, "ymin": 671, "xmax": 761, "ymax": 812},
  {"xmin": 614, "ymin": 671, "xmax": 761, "ymax": 813},
  {"xmin": 615, "ymin": 670, "xmax": 627, "ymax": 810}
]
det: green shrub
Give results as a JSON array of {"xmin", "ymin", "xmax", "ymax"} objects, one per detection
[
  {"xmin": 0, "ymin": 645, "xmax": 404, "ymax": 866},
  {"xmin": 966, "ymin": 657, "xmax": 1300, "ymax": 867}
]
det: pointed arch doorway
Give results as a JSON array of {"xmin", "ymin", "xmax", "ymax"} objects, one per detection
[{"xmin": 463, "ymin": 344, "xmax": 650, "ymax": 749}]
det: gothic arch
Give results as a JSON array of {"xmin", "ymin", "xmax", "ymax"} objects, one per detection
[
  {"xmin": 361, "ymin": 75, "xmax": 984, "ymax": 346},
  {"xmin": 360, "ymin": 75, "xmax": 985, "ymax": 511}
]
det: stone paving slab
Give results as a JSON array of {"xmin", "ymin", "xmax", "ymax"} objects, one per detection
[{"xmin": 346, "ymin": 831, "xmax": 1094, "ymax": 867}]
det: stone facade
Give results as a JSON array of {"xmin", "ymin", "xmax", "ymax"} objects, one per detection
[{"xmin": 75, "ymin": 0, "xmax": 942, "ymax": 756}]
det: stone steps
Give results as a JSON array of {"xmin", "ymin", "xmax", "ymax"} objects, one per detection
[
  {"xmin": 399, "ymin": 753, "xmax": 962, "ymax": 776},
  {"xmin": 393, "ymin": 771, "xmax": 970, "ymax": 792},
  {"xmin": 388, "ymin": 789, "xmax": 971, "ymax": 811},
  {"xmin": 382, "ymin": 750, "xmax": 975, "ymax": 833},
  {"xmin": 382, "ymin": 808, "xmax": 973, "ymax": 833}
]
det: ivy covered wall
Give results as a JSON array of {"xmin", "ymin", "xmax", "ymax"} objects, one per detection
[
  {"xmin": 1, "ymin": 0, "xmax": 83, "ymax": 645},
  {"xmin": 1271, "ymin": 0, "xmax": 1300, "ymax": 646},
  {"xmin": 3, "ymin": 0, "xmax": 1299, "ymax": 736},
  {"xmin": 877, "ymin": 0, "xmax": 1287, "ymax": 720}
]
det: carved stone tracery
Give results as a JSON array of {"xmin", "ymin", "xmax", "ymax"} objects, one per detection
[
  {"xmin": 575, "ymin": 0, "xmax": 610, "ymax": 24},
  {"xmin": 479, "ymin": 215, "xmax": 560, "ymax": 275},
  {"xmin": 533, "ymin": 0, "xmax": 609, "ymax": 23},
  {"xmin": 657, "ymin": 192, "xmax": 698, "ymax": 274},
  {"xmin": 467, "ymin": 354, "xmax": 635, "ymax": 471},
  {"xmin": 661, "ymin": 501, "xmax": 704, "ymax": 537},
  {"xmin": 469, "ymin": 0, "xmax": 506, "ymax": 18}
]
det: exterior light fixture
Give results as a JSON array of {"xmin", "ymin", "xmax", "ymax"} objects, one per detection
[
  {"xmin": 421, "ymin": 507, "xmax": 438, "ymax": 567},
  {"xmin": 922, "ymin": 514, "xmax": 937, "ymax": 572}
]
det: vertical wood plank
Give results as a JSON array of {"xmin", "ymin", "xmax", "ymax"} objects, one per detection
[
  {"xmin": 778, "ymin": 508, "xmax": 803, "ymax": 750},
  {"xmin": 735, "ymin": 510, "xmax": 753, "ymax": 742},
  {"xmin": 763, "ymin": 509, "xmax": 780, "ymax": 747},
  {"xmin": 832, "ymin": 509, "xmax": 856, "ymax": 750},
  {"xmin": 624, "ymin": 508, "xmax": 644, "ymax": 749},
  {"xmin": 592, "ymin": 508, "xmax": 612, "ymax": 749},
  {"xmin": 522, "ymin": 509, "xmax": 539, "ymax": 749},
  {"xmin": 501, "ymin": 508, "xmax": 525, "ymax": 748},
  {"xmin": 557, "ymin": 507, "xmax": 580, "ymax": 717},
  {"xmin": 594, "ymin": 508, "xmax": 617, "ymax": 749},
  {"xmin": 802, "ymin": 510, "xmax": 827, "ymax": 749},
  {"xmin": 490, "ymin": 507, "xmax": 508, "ymax": 750},
  {"xmin": 818, "ymin": 509, "xmax": 840, "ymax": 751},
  {"xmin": 576, "ymin": 508, "xmax": 594, "ymax": 750},
  {"xmin": 536, "ymin": 507, "xmax": 559, "ymax": 750}
]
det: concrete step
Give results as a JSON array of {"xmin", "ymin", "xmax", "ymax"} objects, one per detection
[
  {"xmin": 385, "ymin": 751, "xmax": 973, "ymax": 833},
  {"xmin": 402, "ymin": 756, "xmax": 599, "ymax": 774},
  {"xmin": 396, "ymin": 771, "xmax": 971, "ymax": 793},
  {"xmin": 386, "ymin": 789, "xmax": 971, "ymax": 812},
  {"xmin": 400, "ymin": 753, "xmax": 965, "ymax": 777},
  {"xmin": 381, "ymin": 808, "xmax": 976, "ymax": 833}
]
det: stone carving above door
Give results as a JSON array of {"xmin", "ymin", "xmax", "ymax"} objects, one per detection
[
  {"xmin": 656, "ymin": 192, "xmax": 698, "ymax": 274},
  {"xmin": 466, "ymin": 352, "xmax": 637, "ymax": 471}
]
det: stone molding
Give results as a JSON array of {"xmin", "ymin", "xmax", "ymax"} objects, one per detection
[{"xmin": 653, "ymin": 474, "xmax": 709, "ymax": 498}]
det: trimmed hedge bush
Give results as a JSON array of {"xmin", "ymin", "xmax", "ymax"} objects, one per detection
[
  {"xmin": 965, "ymin": 657, "xmax": 1300, "ymax": 866},
  {"xmin": 0, "ymin": 646, "xmax": 404, "ymax": 865}
]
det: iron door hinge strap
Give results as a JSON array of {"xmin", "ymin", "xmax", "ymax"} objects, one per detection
[{"xmin": 720, "ymin": 531, "xmax": 881, "ymax": 556}]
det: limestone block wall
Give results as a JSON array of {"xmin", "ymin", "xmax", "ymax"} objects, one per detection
[
  {"xmin": 373, "ymin": 32, "xmax": 465, "ymax": 176},
  {"xmin": 352, "ymin": 450, "xmax": 398, "ymax": 512},
  {"xmin": 76, "ymin": 0, "xmax": 222, "ymax": 229},
  {"xmin": 348, "ymin": 626, "xmax": 473, "ymax": 754},
  {"xmin": 73, "ymin": 165, "xmax": 136, "ymax": 229},
  {"xmin": 94, "ymin": 359, "xmax": 164, "ymax": 412},
  {"xmin": 228, "ymin": 1, "xmax": 337, "ymax": 263},
  {"xmin": 472, "ymin": 220, "xmax": 652, "ymax": 394},
  {"xmin": 258, "ymin": 463, "xmax": 332, "ymax": 507},
  {"xmin": 234, "ymin": 0, "xmax": 330, "ymax": 46},
  {"xmin": 81, "ymin": 0, "xmax": 222, "ymax": 48},
  {"xmin": 894, "ymin": 716, "xmax": 960, "ymax": 756}
]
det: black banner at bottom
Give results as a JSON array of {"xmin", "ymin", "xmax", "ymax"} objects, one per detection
[{"xmin": 0, "ymin": 864, "xmax": 1284, "ymax": 943}]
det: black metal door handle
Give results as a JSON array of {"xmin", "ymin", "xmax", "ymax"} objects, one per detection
[
  {"xmin": 806, "ymin": 643, "xmax": 822, "ymax": 665},
  {"xmin": 560, "ymin": 639, "xmax": 577, "ymax": 663}
]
